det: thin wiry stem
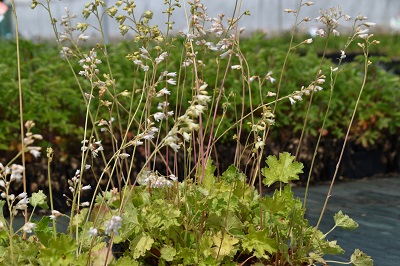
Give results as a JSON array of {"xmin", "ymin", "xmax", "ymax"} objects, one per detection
[{"xmin": 309, "ymin": 37, "xmax": 372, "ymax": 250}]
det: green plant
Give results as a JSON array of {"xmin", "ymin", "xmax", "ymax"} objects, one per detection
[{"xmin": 0, "ymin": 0, "xmax": 379, "ymax": 265}]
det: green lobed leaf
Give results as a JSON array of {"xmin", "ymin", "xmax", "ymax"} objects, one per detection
[
  {"xmin": 350, "ymin": 249, "xmax": 373, "ymax": 266},
  {"xmin": 211, "ymin": 231, "xmax": 239, "ymax": 259},
  {"xmin": 221, "ymin": 165, "xmax": 245, "ymax": 183},
  {"xmin": 129, "ymin": 233, "xmax": 154, "ymax": 259},
  {"xmin": 241, "ymin": 224, "xmax": 278, "ymax": 259},
  {"xmin": 33, "ymin": 216, "xmax": 54, "ymax": 247},
  {"xmin": 30, "ymin": 190, "xmax": 49, "ymax": 209},
  {"xmin": 110, "ymin": 256, "xmax": 139, "ymax": 266},
  {"xmin": 160, "ymin": 245, "xmax": 176, "ymax": 262},
  {"xmin": 37, "ymin": 233, "xmax": 79, "ymax": 265},
  {"xmin": 261, "ymin": 152, "xmax": 304, "ymax": 187},
  {"xmin": 334, "ymin": 211, "xmax": 359, "ymax": 230}
]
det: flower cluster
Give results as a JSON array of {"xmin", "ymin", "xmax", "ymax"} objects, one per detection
[
  {"xmin": 78, "ymin": 49, "xmax": 102, "ymax": 79},
  {"xmin": 314, "ymin": 6, "xmax": 351, "ymax": 37},
  {"xmin": 104, "ymin": 215, "xmax": 122, "ymax": 235},
  {"xmin": 0, "ymin": 121, "xmax": 42, "ymax": 216},
  {"xmin": 140, "ymin": 170, "xmax": 177, "ymax": 188},
  {"xmin": 81, "ymin": 139, "xmax": 104, "ymax": 158},
  {"xmin": 162, "ymin": 82, "xmax": 211, "ymax": 152},
  {"xmin": 0, "ymin": 163, "xmax": 28, "ymax": 216},
  {"xmin": 65, "ymin": 169, "xmax": 91, "ymax": 207},
  {"xmin": 24, "ymin": 121, "xmax": 43, "ymax": 158},
  {"xmin": 289, "ymin": 72, "xmax": 326, "ymax": 105}
]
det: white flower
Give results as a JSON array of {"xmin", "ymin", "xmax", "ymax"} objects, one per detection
[
  {"xmin": 23, "ymin": 222, "xmax": 36, "ymax": 233},
  {"xmin": 17, "ymin": 192, "xmax": 27, "ymax": 199},
  {"xmin": 10, "ymin": 164, "xmax": 24, "ymax": 182},
  {"xmin": 157, "ymin": 88, "xmax": 171, "ymax": 97},
  {"xmin": 104, "ymin": 216, "xmax": 122, "ymax": 235},
  {"xmin": 332, "ymin": 29, "xmax": 340, "ymax": 36},
  {"xmin": 166, "ymin": 72, "xmax": 177, "ymax": 77},
  {"xmin": 220, "ymin": 50, "xmax": 231, "ymax": 59},
  {"xmin": 304, "ymin": 38, "xmax": 313, "ymax": 44},
  {"xmin": 78, "ymin": 34, "xmax": 89, "ymax": 41},
  {"xmin": 316, "ymin": 29, "xmax": 325, "ymax": 37},
  {"xmin": 357, "ymin": 29, "xmax": 369, "ymax": 35},
  {"xmin": 231, "ymin": 65, "xmax": 241, "ymax": 70},
  {"xmin": 81, "ymin": 202, "xmax": 90, "ymax": 207},
  {"xmin": 82, "ymin": 185, "xmax": 91, "ymax": 191},
  {"xmin": 140, "ymin": 46, "xmax": 149, "ymax": 55},
  {"xmin": 293, "ymin": 95, "xmax": 302, "ymax": 101},
  {"xmin": 182, "ymin": 131, "xmax": 191, "ymax": 142},
  {"xmin": 89, "ymin": 227, "xmax": 98, "ymax": 237},
  {"xmin": 289, "ymin": 97, "xmax": 296, "ymax": 105},
  {"xmin": 50, "ymin": 210, "xmax": 62, "ymax": 220},
  {"xmin": 33, "ymin": 134, "xmax": 43, "ymax": 140},
  {"xmin": 166, "ymin": 78, "xmax": 176, "ymax": 85},
  {"xmin": 153, "ymin": 112, "xmax": 166, "ymax": 122},
  {"xmin": 340, "ymin": 50, "xmax": 346, "ymax": 59},
  {"xmin": 28, "ymin": 147, "xmax": 41, "ymax": 158},
  {"xmin": 169, "ymin": 174, "xmax": 177, "ymax": 181},
  {"xmin": 15, "ymin": 197, "xmax": 29, "ymax": 210},
  {"xmin": 155, "ymin": 52, "xmax": 168, "ymax": 64},
  {"xmin": 356, "ymin": 15, "xmax": 368, "ymax": 21},
  {"xmin": 168, "ymin": 142, "xmax": 180, "ymax": 152},
  {"xmin": 363, "ymin": 22, "xmax": 376, "ymax": 27},
  {"xmin": 255, "ymin": 137, "xmax": 265, "ymax": 150},
  {"xmin": 118, "ymin": 153, "xmax": 131, "ymax": 158},
  {"xmin": 130, "ymin": 139, "xmax": 144, "ymax": 146},
  {"xmin": 195, "ymin": 95, "xmax": 211, "ymax": 104},
  {"xmin": 0, "ymin": 180, "xmax": 5, "ymax": 188}
]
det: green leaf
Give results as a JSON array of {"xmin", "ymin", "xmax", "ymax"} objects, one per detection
[
  {"xmin": 160, "ymin": 245, "xmax": 176, "ymax": 261},
  {"xmin": 261, "ymin": 152, "xmax": 304, "ymax": 187},
  {"xmin": 334, "ymin": 211, "xmax": 359, "ymax": 230},
  {"xmin": 221, "ymin": 165, "xmax": 245, "ymax": 183},
  {"xmin": 129, "ymin": 233, "xmax": 154, "ymax": 259},
  {"xmin": 199, "ymin": 235, "xmax": 213, "ymax": 258},
  {"xmin": 111, "ymin": 256, "xmax": 139, "ymax": 266},
  {"xmin": 30, "ymin": 190, "xmax": 49, "ymax": 209},
  {"xmin": 224, "ymin": 212, "xmax": 244, "ymax": 236},
  {"xmin": 199, "ymin": 159, "xmax": 216, "ymax": 193},
  {"xmin": 350, "ymin": 249, "xmax": 373, "ymax": 266},
  {"xmin": 117, "ymin": 201, "xmax": 140, "ymax": 242},
  {"xmin": 33, "ymin": 216, "xmax": 54, "ymax": 247},
  {"xmin": 242, "ymin": 225, "xmax": 278, "ymax": 259},
  {"xmin": 211, "ymin": 231, "xmax": 239, "ymax": 258},
  {"xmin": 37, "ymin": 234, "xmax": 78, "ymax": 265}
]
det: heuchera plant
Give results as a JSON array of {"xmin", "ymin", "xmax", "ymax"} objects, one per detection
[{"xmin": 0, "ymin": 0, "xmax": 377, "ymax": 265}]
